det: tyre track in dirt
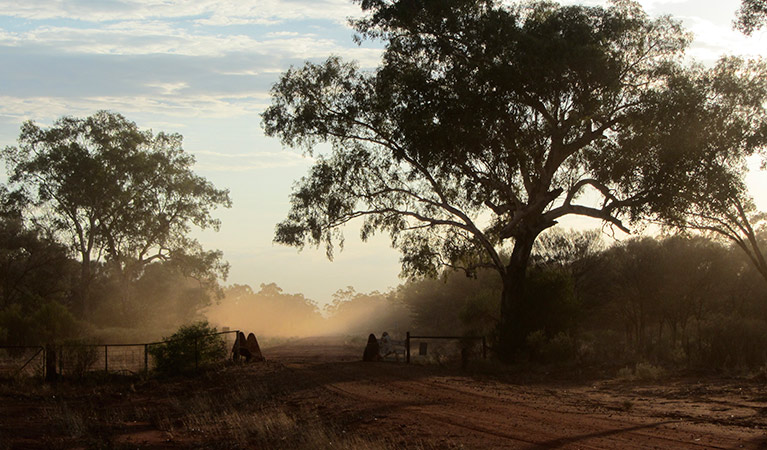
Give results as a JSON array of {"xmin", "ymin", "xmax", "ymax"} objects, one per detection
[
  {"xmin": 266, "ymin": 337, "xmax": 766, "ymax": 449},
  {"xmin": 320, "ymin": 367, "xmax": 741, "ymax": 449}
]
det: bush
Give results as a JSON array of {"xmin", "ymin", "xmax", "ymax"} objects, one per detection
[
  {"xmin": 697, "ymin": 315, "xmax": 767, "ymax": 369},
  {"xmin": 634, "ymin": 362, "xmax": 666, "ymax": 380},
  {"xmin": 0, "ymin": 301, "xmax": 83, "ymax": 345},
  {"xmin": 60, "ymin": 339, "xmax": 100, "ymax": 378},
  {"xmin": 526, "ymin": 330, "xmax": 577, "ymax": 363},
  {"xmin": 616, "ymin": 362, "xmax": 666, "ymax": 381},
  {"xmin": 149, "ymin": 321, "xmax": 226, "ymax": 375}
]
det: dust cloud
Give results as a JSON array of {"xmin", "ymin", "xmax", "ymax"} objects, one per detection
[{"xmin": 204, "ymin": 283, "xmax": 411, "ymax": 338}]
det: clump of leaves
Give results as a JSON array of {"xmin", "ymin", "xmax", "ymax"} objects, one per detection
[{"xmin": 149, "ymin": 321, "xmax": 226, "ymax": 375}]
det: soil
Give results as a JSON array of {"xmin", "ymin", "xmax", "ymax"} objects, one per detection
[{"xmin": 1, "ymin": 336, "xmax": 766, "ymax": 449}]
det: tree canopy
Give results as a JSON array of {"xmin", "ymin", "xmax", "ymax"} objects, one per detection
[
  {"xmin": 735, "ymin": 0, "xmax": 767, "ymax": 35},
  {"xmin": 2, "ymin": 111, "xmax": 232, "ymax": 317},
  {"xmin": 263, "ymin": 0, "xmax": 767, "ymax": 356}
]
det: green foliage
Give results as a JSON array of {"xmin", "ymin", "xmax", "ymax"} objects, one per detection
[
  {"xmin": 618, "ymin": 362, "xmax": 666, "ymax": 381},
  {"xmin": 263, "ymin": 0, "xmax": 767, "ymax": 358},
  {"xmin": 735, "ymin": 0, "xmax": 767, "ymax": 35},
  {"xmin": 525, "ymin": 330, "xmax": 577, "ymax": 364},
  {"xmin": 398, "ymin": 268, "xmax": 501, "ymax": 336},
  {"xmin": 60, "ymin": 339, "xmax": 100, "ymax": 379},
  {"xmin": 2, "ymin": 111, "xmax": 231, "ymax": 317},
  {"xmin": 149, "ymin": 321, "xmax": 226, "ymax": 375},
  {"xmin": 554, "ymin": 234, "xmax": 767, "ymax": 370},
  {"xmin": 521, "ymin": 270, "xmax": 580, "ymax": 337},
  {"xmin": 698, "ymin": 315, "xmax": 767, "ymax": 369},
  {"xmin": 0, "ymin": 301, "xmax": 82, "ymax": 345},
  {"xmin": 90, "ymin": 261, "xmax": 215, "ymax": 330},
  {"xmin": 459, "ymin": 289, "xmax": 500, "ymax": 337}
]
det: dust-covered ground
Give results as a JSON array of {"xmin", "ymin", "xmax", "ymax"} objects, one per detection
[{"xmin": 1, "ymin": 336, "xmax": 766, "ymax": 449}]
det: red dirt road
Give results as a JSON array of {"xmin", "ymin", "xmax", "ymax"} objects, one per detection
[
  {"xmin": 264, "ymin": 336, "xmax": 767, "ymax": 449},
  {"xmin": 1, "ymin": 336, "xmax": 766, "ymax": 449}
]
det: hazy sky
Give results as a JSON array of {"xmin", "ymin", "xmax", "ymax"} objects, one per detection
[{"xmin": 0, "ymin": 0, "xmax": 765, "ymax": 305}]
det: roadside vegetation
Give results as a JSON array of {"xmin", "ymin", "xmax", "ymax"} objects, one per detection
[{"xmin": 0, "ymin": 0, "xmax": 766, "ymax": 380}]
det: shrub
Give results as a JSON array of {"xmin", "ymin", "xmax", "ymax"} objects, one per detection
[
  {"xmin": 60, "ymin": 339, "xmax": 101, "ymax": 378},
  {"xmin": 634, "ymin": 362, "xmax": 665, "ymax": 380},
  {"xmin": 697, "ymin": 315, "xmax": 767, "ymax": 369},
  {"xmin": 526, "ymin": 330, "xmax": 577, "ymax": 363},
  {"xmin": 616, "ymin": 362, "xmax": 666, "ymax": 381},
  {"xmin": 0, "ymin": 301, "xmax": 84, "ymax": 346},
  {"xmin": 149, "ymin": 321, "xmax": 226, "ymax": 375}
]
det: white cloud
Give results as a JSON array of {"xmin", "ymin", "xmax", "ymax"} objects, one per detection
[
  {"xmin": 0, "ymin": 0, "xmax": 362, "ymax": 25},
  {"xmin": 0, "ymin": 92, "xmax": 271, "ymax": 122},
  {"xmin": 145, "ymin": 81, "xmax": 189, "ymax": 95},
  {"xmin": 683, "ymin": 17, "xmax": 767, "ymax": 63},
  {"xmin": 193, "ymin": 149, "xmax": 313, "ymax": 171},
  {"xmin": 2, "ymin": 21, "xmax": 381, "ymax": 64}
]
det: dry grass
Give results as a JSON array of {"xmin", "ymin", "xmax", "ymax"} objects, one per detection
[
  {"xmin": 152, "ymin": 378, "xmax": 396, "ymax": 449},
  {"xmin": 616, "ymin": 362, "xmax": 667, "ymax": 381},
  {"xmin": 3, "ymin": 364, "xmax": 411, "ymax": 449}
]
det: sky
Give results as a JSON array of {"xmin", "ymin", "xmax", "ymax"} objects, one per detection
[{"xmin": 0, "ymin": 0, "xmax": 765, "ymax": 306}]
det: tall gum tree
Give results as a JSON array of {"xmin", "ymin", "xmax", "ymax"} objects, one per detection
[
  {"xmin": 262, "ymin": 0, "xmax": 767, "ymax": 357},
  {"xmin": 3, "ymin": 111, "xmax": 232, "ymax": 319}
]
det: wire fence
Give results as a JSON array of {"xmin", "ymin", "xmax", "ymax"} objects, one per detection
[
  {"xmin": 405, "ymin": 332, "xmax": 487, "ymax": 365},
  {"xmin": 0, "ymin": 346, "xmax": 45, "ymax": 379},
  {"xmin": 0, "ymin": 330, "xmax": 239, "ymax": 380}
]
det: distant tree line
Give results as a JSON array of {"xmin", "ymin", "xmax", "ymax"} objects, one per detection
[
  {"xmin": 207, "ymin": 226, "xmax": 767, "ymax": 370},
  {"xmin": 398, "ymin": 229, "xmax": 767, "ymax": 370}
]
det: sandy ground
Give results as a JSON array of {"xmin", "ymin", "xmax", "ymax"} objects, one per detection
[
  {"xmin": 263, "ymin": 337, "xmax": 767, "ymax": 449},
  {"xmin": 1, "ymin": 336, "xmax": 766, "ymax": 449}
]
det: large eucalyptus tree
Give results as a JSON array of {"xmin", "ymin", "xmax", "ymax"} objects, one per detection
[{"xmin": 263, "ymin": 0, "xmax": 767, "ymax": 356}]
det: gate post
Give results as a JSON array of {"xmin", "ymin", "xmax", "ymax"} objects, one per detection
[
  {"xmin": 406, "ymin": 332, "xmax": 410, "ymax": 364},
  {"xmin": 233, "ymin": 331, "xmax": 240, "ymax": 362},
  {"xmin": 44, "ymin": 344, "xmax": 57, "ymax": 383}
]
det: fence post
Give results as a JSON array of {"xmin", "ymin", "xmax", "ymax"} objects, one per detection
[
  {"xmin": 144, "ymin": 344, "xmax": 149, "ymax": 374},
  {"xmin": 233, "ymin": 331, "xmax": 240, "ymax": 362},
  {"xmin": 45, "ymin": 345, "xmax": 56, "ymax": 383},
  {"xmin": 194, "ymin": 337, "xmax": 199, "ymax": 371},
  {"xmin": 406, "ymin": 331, "xmax": 410, "ymax": 365},
  {"xmin": 482, "ymin": 336, "xmax": 487, "ymax": 359},
  {"xmin": 104, "ymin": 345, "xmax": 108, "ymax": 374}
]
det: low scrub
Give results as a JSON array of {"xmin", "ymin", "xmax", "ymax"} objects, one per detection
[
  {"xmin": 149, "ymin": 321, "xmax": 226, "ymax": 375},
  {"xmin": 616, "ymin": 362, "xmax": 666, "ymax": 381}
]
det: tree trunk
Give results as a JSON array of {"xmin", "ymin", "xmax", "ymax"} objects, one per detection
[
  {"xmin": 497, "ymin": 230, "xmax": 538, "ymax": 361},
  {"xmin": 76, "ymin": 256, "xmax": 92, "ymax": 319}
]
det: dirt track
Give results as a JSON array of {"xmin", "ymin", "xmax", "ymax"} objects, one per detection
[
  {"xmin": 264, "ymin": 336, "xmax": 767, "ymax": 449},
  {"xmin": 1, "ymin": 336, "xmax": 766, "ymax": 449}
]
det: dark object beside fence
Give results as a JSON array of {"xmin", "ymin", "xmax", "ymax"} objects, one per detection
[
  {"xmin": 232, "ymin": 332, "xmax": 265, "ymax": 362},
  {"xmin": 362, "ymin": 333, "xmax": 381, "ymax": 362}
]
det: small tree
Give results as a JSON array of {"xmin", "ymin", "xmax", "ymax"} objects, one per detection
[{"xmin": 149, "ymin": 321, "xmax": 226, "ymax": 375}]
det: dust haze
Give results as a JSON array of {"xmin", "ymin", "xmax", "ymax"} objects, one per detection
[{"xmin": 204, "ymin": 283, "xmax": 411, "ymax": 339}]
